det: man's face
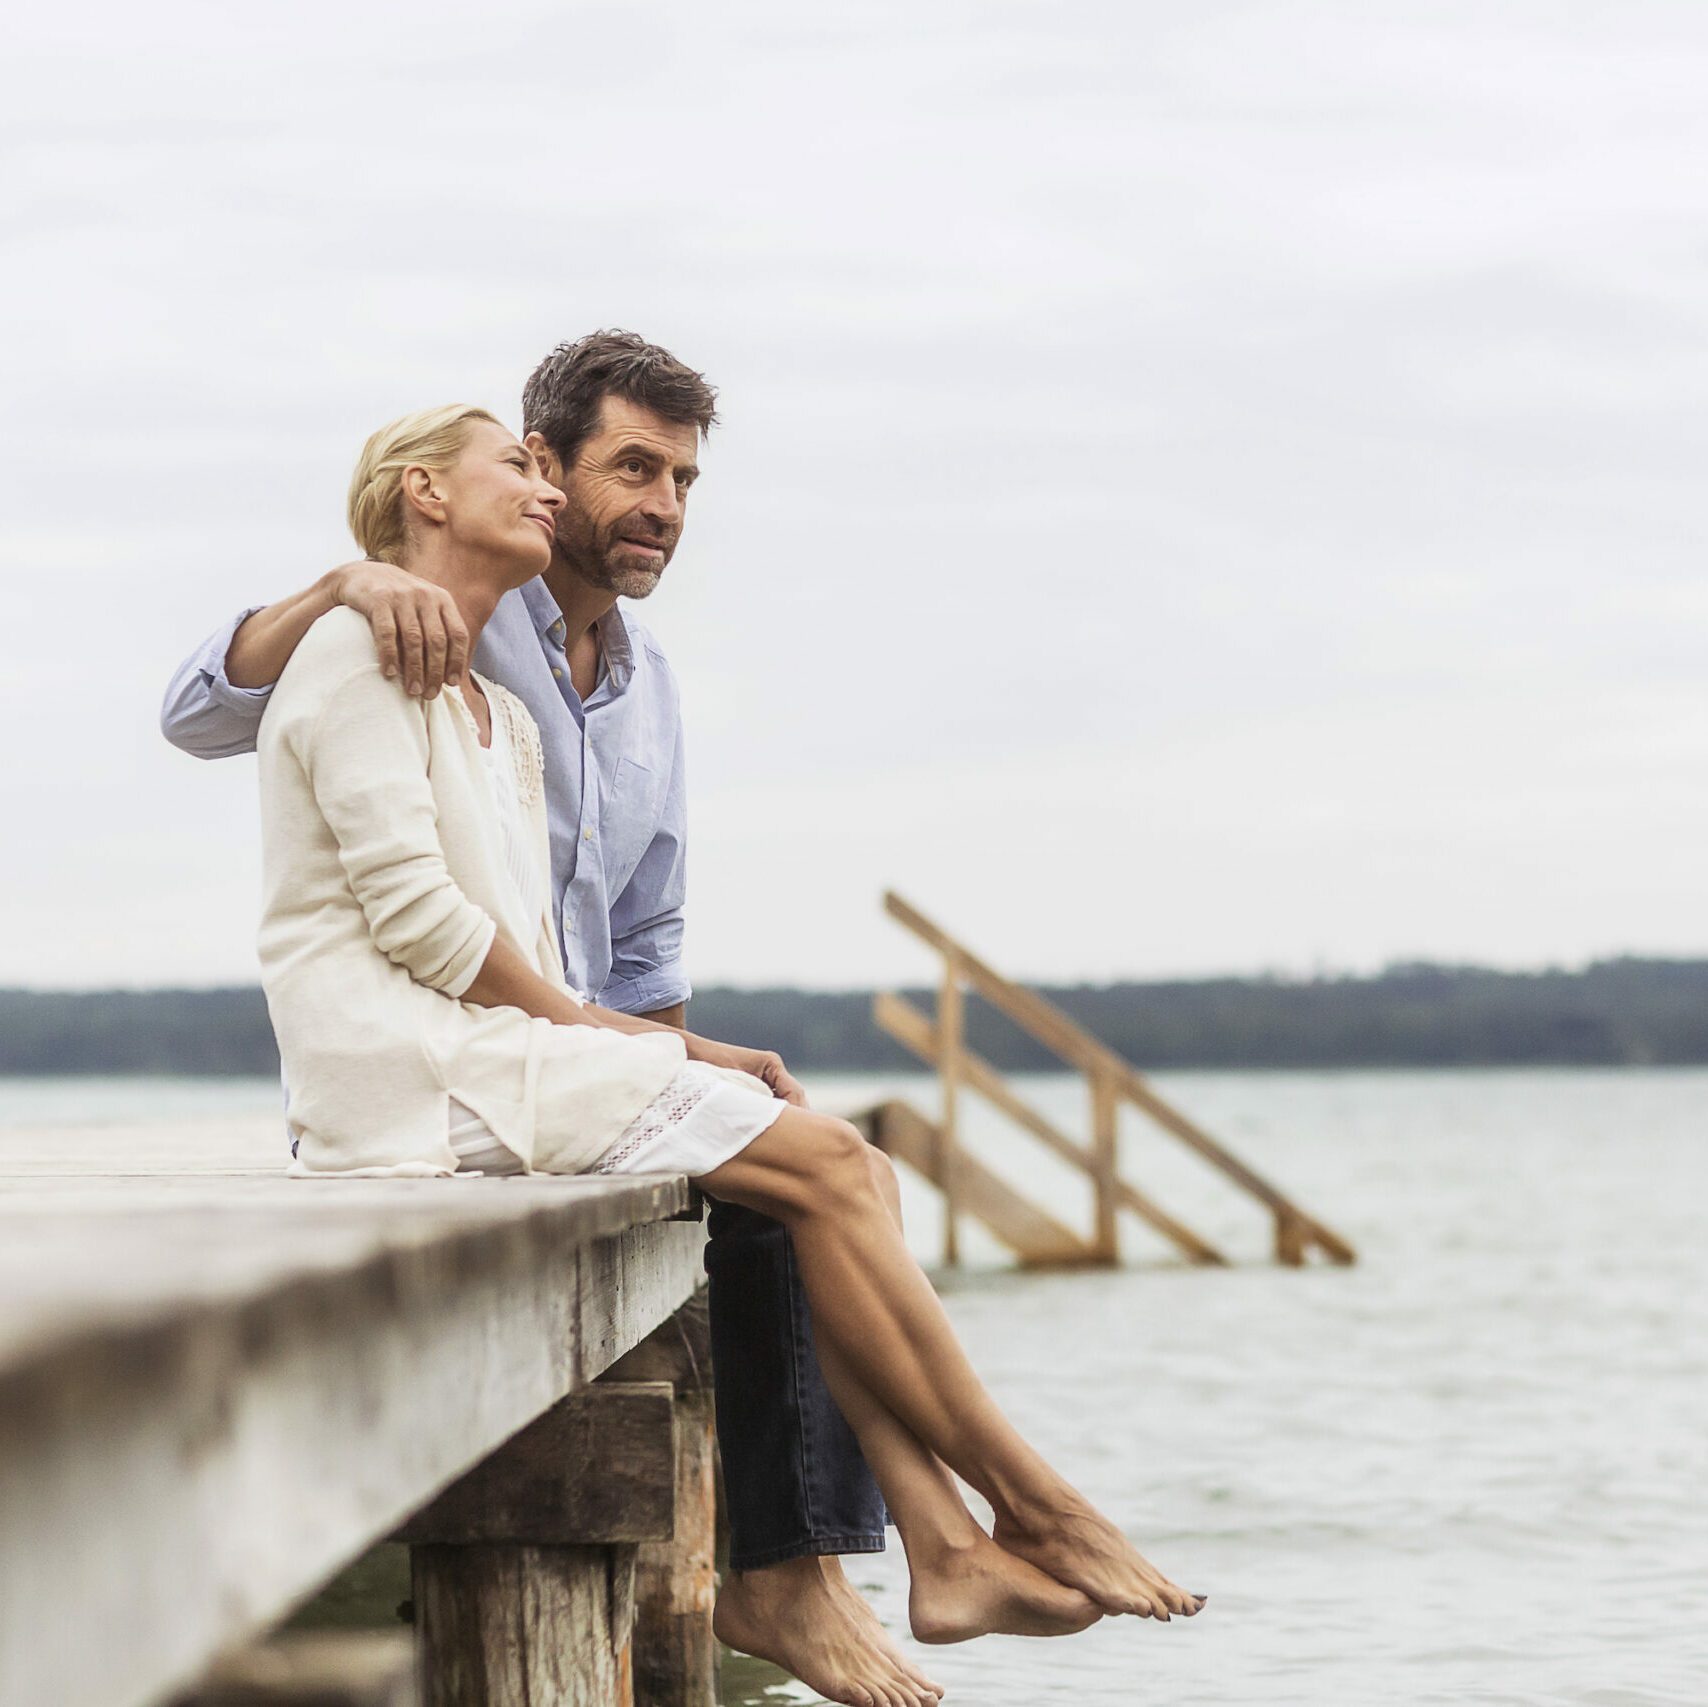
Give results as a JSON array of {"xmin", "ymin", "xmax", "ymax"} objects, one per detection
[{"xmin": 528, "ymin": 395, "xmax": 700, "ymax": 599}]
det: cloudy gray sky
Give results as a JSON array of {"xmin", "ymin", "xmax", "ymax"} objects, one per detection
[{"xmin": 3, "ymin": 1, "xmax": 1704, "ymax": 992}]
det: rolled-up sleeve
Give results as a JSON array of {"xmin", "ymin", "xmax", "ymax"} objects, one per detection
[
  {"xmin": 600, "ymin": 720, "xmax": 690, "ymax": 1014},
  {"xmin": 297, "ymin": 663, "xmax": 498, "ymax": 995},
  {"xmin": 159, "ymin": 608, "xmax": 274, "ymax": 760}
]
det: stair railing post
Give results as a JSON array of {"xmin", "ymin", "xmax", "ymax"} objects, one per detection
[
  {"xmin": 939, "ymin": 950, "xmax": 964, "ymax": 1268},
  {"xmin": 1274, "ymin": 1210, "xmax": 1306, "ymax": 1267},
  {"xmin": 1089, "ymin": 1068, "xmax": 1119, "ymax": 1264}
]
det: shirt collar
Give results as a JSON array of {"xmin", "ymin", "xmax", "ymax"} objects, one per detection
[
  {"xmin": 520, "ymin": 577, "xmax": 566, "ymax": 636},
  {"xmin": 519, "ymin": 578, "xmax": 636, "ymax": 696}
]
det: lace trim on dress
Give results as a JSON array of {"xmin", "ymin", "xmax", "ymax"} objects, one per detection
[
  {"xmin": 591, "ymin": 1072, "xmax": 719, "ymax": 1174},
  {"xmin": 492, "ymin": 684, "xmax": 544, "ymax": 806},
  {"xmin": 445, "ymin": 679, "xmax": 544, "ymax": 807}
]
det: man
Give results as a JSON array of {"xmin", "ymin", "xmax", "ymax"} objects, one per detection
[{"xmin": 160, "ymin": 331, "xmax": 943, "ymax": 1706}]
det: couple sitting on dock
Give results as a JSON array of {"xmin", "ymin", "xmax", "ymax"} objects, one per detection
[{"xmin": 160, "ymin": 332, "xmax": 1202, "ymax": 1704}]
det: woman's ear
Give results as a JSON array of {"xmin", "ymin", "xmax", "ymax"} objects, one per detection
[{"xmin": 401, "ymin": 463, "xmax": 449, "ymax": 527}]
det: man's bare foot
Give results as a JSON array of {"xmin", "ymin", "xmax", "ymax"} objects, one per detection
[
  {"xmin": 992, "ymin": 1495, "xmax": 1205, "ymax": 1621},
  {"xmin": 714, "ymin": 1555, "xmax": 943, "ymax": 1707},
  {"xmin": 907, "ymin": 1532, "xmax": 1104, "ymax": 1644},
  {"xmin": 823, "ymin": 1561, "xmax": 947, "ymax": 1699}
]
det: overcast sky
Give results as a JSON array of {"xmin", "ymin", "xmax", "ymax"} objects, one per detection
[{"xmin": 2, "ymin": 1, "xmax": 1705, "ymax": 992}]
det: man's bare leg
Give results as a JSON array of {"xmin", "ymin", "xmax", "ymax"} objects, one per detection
[{"xmin": 698, "ymin": 1109, "xmax": 1204, "ymax": 1622}]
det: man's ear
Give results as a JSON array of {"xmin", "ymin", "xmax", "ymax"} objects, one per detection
[
  {"xmin": 523, "ymin": 431, "xmax": 565, "ymax": 489},
  {"xmin": 401, "ymin": 464, "xmax": 448, "ymax": 527}
]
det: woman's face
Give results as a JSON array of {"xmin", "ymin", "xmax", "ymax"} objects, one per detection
[{"xmin": 432, "ymin": 419, "xmax": 565, "ymax": 582}]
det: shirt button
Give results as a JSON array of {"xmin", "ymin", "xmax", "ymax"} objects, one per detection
[
  {"xmin": 583, "ymin": 828, "xmax": 594, "ymax": 841},
  {"xmin": 552, "ymin": 667, "xmax": 563, "ymax": 678}
]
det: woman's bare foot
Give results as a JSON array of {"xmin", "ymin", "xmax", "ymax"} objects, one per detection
[
  {"xmin": 907, "ymin": 1533, "xmax": 1104, "ymax": 1644},
  {"xmin": 714, "ymin": 1556, "xmax": 942, "ymax": 1707},
  {"xmin": 992, "ymin": 1494, "xmax": 1205, "ymax": 1621}
]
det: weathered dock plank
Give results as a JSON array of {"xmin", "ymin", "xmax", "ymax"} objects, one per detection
[{"xmin": 0, "ymin": 1124, "xmax": 708, "ymax": 1707}]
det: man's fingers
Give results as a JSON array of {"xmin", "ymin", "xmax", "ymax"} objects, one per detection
[
  {"xmin": 397, "ymin": 610, "xmax": 426, "ymax": 696},
  {"xmin": 420, "ymin": 597, "xmax": 451, "ymax": 699},
  {"xmin": 444, "ymin": 609, "xmax": 471, "ymax": 686},
  {"xmin": 369, "ymin": 604, "xmax": 401, "ymax": 680}
]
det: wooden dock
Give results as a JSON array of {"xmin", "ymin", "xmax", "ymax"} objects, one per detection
[{"xmin": 0, "ymin": 1123, "xmax": 719, "ymax": 1707}]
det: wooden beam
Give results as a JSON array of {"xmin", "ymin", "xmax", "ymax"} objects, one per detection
[
  {"xmin": 1090, "ymin": 1071, "xmax": 1119, "ymax": 1264},
  {"xmin": 393, "ymin": 1384, "xmax": 677, "ymax": 1547},
  {"xmin": 875, "ymin": 991, "xmax": 1097, "ymax": 1174},
  {"xmin": 411, "ymin": 1543, "xmax": 638, "ymax": 1707},
  {"xmin": 873, "ymin": 994, "xmax": 1230, "ymax": 1265},
  {"xmin": 868, "ymin": 1101, "xmax": 1098, "ymax": 1268},
  {"xmin": 609, "ymin": 1297, "xmax": 718, "ymax": 1707},
  {"xmin": 938, "ymin": 954, "xmax": 964, "ymax": 1268},
  {"xmin": 881, "ymin": 891, "xmax": 1356, "ymax": 1265}
]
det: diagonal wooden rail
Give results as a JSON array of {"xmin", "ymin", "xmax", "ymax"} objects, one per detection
[{"xmin": 867, "ymin": 891, "xmax": 1356, "ymax": 1270}]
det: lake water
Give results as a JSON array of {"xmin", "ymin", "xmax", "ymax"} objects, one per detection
[{"xmin": 4, "ymin": 1069, "xmax": 1704, "ymax": 1705}]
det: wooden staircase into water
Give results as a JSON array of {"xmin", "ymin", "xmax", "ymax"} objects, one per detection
[{"xmin": 851, "ymin": 892, "xmax": 1357, "ymax": 1271}]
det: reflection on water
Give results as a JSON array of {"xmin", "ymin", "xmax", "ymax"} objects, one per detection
[{"xmin": 719, "ymin": 1649, "xmax": 818, "ymax": 1704}]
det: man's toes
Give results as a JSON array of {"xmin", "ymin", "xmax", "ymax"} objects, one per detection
[{"xmin": 891, "ymin": 1673, "xmax": 928, "ymax": 1707}]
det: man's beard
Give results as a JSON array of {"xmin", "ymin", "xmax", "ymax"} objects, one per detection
[
  {"xmin": 563, "ymin": 521, "xmax": 675, "ymax": 600},
  {"xmin": 584, "ymin": 550, "xmax": 665, "ymax": 599}
]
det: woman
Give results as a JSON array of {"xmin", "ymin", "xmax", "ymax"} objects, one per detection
[{"xmin": 260, "ymin": 405, "xmax": 1203, "ymax": 1706}]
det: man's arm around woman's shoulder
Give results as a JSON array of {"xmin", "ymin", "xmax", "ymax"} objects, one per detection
[{"xmin": 158, "ymin": 560, "xmax": 473, "ymax": 759}]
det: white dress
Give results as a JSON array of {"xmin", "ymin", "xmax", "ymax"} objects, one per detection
[{"xmin": 449, "ymin": 695, "xmax": 787, "ymax": 1179}]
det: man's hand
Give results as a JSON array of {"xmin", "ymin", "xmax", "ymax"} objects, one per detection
[
  {"xmin": 739, "ymin": 1048, "xmax": 810, "ymax": 1108},
  {"xmin": 329, "ymin": 559, "xmax": 470, "ymax": 699}
]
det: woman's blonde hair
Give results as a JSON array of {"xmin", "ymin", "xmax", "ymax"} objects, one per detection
[{"xmin": 347, "ymin": 404, "xmax": 502, "ymax": 565}]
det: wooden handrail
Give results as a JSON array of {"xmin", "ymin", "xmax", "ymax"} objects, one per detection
[
  {"xmin": 873, "ymin": 992, "xmax": 1229, "ymax": 1265},
  {"xmin": 880, "ymin": 891, "xmax": 1356, "ymax": 1267}
]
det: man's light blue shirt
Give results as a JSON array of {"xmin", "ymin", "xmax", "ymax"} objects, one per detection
[{"xmin": 159, "ymin": 580, "xmax": 690, "ymax": 1014}]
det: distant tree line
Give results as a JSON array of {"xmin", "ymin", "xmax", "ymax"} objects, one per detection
[{"xmin": 3, "ymin": 957, "xmax": 1706, "ymax": 1076}]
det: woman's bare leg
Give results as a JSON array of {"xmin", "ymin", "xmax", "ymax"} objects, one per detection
[
  {"xmin": 697, "ymin": 1108, "xmax": 1203, "ymax": 1621},
  {"xmin": 814, "ymin": 1328, "xmax": 1106, "ymax": 1641},
  {"xmin": 807, "ymin": 1161, "xmax": 1103, "ymax": 1642}
]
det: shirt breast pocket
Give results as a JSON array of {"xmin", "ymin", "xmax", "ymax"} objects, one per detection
[{"xmin": 608, "ymin": 755, "xmax": 665, "ymax": 884}]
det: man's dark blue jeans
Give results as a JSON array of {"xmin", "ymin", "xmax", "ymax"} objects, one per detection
[{"xmin": 703, "ymin": 1197, "xmax": 888, "ymax": 1570}]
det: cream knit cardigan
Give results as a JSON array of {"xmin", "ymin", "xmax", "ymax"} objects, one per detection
[{"xmin": 258, "ymin": 608, "xmax": 686, "ymax": 1177}]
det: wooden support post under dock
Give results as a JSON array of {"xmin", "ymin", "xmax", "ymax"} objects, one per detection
[{"xmin": 607, "ymin": 1293, "xmax": 720, "ymax": 1707}]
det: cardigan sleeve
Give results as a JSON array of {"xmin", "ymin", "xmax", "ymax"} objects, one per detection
[{"xmin": 295, "ymin": 660, "xmax": 497, "ymax": 996}]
